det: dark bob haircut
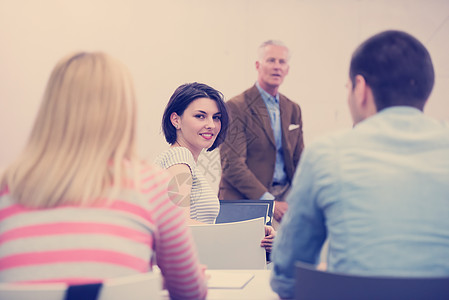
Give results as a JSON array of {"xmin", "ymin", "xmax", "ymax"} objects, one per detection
[
  {"xmin": 161, "ymin": 82, "xmax": 229, "ymax": 151},
  {"xmin": 349, "ymin": 30, "xmax": 434, "ymax": 111}
]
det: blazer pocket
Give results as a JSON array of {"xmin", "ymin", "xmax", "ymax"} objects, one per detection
[{"xmin": 288, "ymin": 124, "xmax": 300, "ymax": 131}]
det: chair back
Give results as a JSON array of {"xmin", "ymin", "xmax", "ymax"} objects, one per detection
[
  {"xmin": 190, "ymin": 217, "xmax": 267, "ymax": 269},
  {"xmin": 295, "ymin": 262, "xmax": 449, "ymax": 300},
  {"xmin": 216, "ymin": 200, "xmax": 274, "ymax": 225},
  {"xmin": 0, "ymin": 272, "xmax": 162, "ymax": 300}
]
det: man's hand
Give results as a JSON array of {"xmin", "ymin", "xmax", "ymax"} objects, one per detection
[{"xmin": 273, "ymin": 200, "xmax": 288, "ymax": 222}]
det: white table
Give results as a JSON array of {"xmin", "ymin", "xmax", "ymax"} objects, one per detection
[
  {"xmin": 207, "ymin": 270, "xmax": 279, "ymax": 300},
  {"xmin": 162, "ymin": 269, "xmax": 280, "ymax": 300}
]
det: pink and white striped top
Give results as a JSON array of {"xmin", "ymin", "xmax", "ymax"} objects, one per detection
[{"xmin": 0, "ymin": 164, "xmax": 207, "ymax": 300}]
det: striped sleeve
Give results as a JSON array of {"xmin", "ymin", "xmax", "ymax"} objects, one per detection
[
  {"xmin": 141, "ymin": 165, "xmax": 207, "ymax": 300},
  {"xmin": 154, "ymin": 147, "xmax": 196, "ymax": 174}
]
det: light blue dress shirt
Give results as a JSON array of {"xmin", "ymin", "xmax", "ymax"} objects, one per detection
[
  {"xmin": 270, "ymin": 107, "xmax": 449, "ymax": 299},
  {"xmin": 256, "ymin": 82, "xmax": 288, "ymax": 187}
]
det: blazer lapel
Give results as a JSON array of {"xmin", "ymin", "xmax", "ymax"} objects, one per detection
[
  {"xmin": 246, "ymin": 86, "xmax": 276, "ymax": 147},
  {"xmin": 279, "ymin": 96, "xmax": 294, "ymax": 178},
  {"xmin": 279, "ymin": 96, "xmax": 290, "ymax": 148}
]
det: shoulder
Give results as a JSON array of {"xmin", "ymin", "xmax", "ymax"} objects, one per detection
[
  {"xmin": 165, "ymin": 163, "xmax": 192, "ymax": 181},
  {"xmin": 154, "ymin": 147, "xmax": 196, "ymax": 173},
  {"xmin": 227, "ymin": 85, "xmax": 258, "ymax": 105},
  {"xmin": 226, "ymin": 86, "xmax": 261, "ymax": 118}
]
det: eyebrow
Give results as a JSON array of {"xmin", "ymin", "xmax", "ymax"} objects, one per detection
[{"xmin": 194, "ymin": 110, "xmax": 221, "ymax": 115}]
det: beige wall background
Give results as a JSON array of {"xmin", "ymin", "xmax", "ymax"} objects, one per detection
[{"xmin": 1, "ymin": 0, "xmax": 448, "ymax": 192}]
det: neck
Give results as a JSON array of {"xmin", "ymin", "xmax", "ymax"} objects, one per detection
[{"xmin": 258, "ymin": 81, "xmax": 279, "ymax": 97}]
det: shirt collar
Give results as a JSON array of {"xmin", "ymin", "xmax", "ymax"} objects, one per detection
[{"xmin": 256, "ymin": 81, "xmax": 279, "ymax": 104}]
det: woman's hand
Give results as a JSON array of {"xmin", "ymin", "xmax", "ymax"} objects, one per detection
[{"xmin": 260, "ymin": 225, "xmax": 276, "ymax": 252}]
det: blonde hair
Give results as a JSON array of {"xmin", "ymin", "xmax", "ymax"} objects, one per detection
[{"xmin": 0, "ymin": 52, "xmax": 139, "ymax": 208}]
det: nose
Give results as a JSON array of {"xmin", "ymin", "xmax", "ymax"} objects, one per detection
[{"xmin": 205, "ymin": 117, "xmax": 215, "ymax": 129}]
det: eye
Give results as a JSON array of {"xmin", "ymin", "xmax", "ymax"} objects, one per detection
[
  {"xmin": 195, "ymin": 114, "xmax": 205, "ymax": 119},
  {"xmin": 267, "ymin": 58, "xmax": 275, "ymax": 63},
  {"xmin": 279, "ymin": 59, "xmax": 286, "ymax": 65},
  {"xmin": 213, "ymin": 115, "xmax": 221, "ymax": 121}
]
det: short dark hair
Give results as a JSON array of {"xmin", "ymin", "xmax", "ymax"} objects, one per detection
[
  {"xmin": 161, "ymin": 82, "xmax": 229, "ymax": 151},
  {"xmin": 349, "ymin": 30, "xmax": 434, "ymax": 111}
]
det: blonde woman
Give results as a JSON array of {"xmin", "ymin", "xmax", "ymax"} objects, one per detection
[{"xmin": 0, "ymin": 52, "xmax": 207, "ymax": 300}]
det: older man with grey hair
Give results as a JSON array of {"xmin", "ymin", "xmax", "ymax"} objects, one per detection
[{"xmin": 219, "ymin": 40, "xmax": 304, "ymax": 229}]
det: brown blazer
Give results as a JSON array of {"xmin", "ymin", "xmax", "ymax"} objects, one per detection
[{"xmin": 219, "ymin": 85, "xmax": 304, "ymax": 200}]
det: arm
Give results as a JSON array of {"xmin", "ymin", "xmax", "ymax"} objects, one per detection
[
  {"xmin": 150, "ymin": 168, "xmax": 207, "ymax": 300},
  {"xmin": 270, "ymin": 147, "xmax": 327, "ymax": 299},
  {"xmin": 220, "ymin": 100, "xmax": 269, "ymax": 199},
  {"xmin": 166, "ymin": 163, "xmax": 204, "ymax": 225}
]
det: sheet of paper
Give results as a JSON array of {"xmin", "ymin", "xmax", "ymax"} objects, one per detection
[{"xmin": 206, "ymin": 270, "xmax": 255, "ymax": 289}]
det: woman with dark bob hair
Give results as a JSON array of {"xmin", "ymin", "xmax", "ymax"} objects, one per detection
[
  {"xmin": 155, "ymin": 82, "xmax": 228, "ymax": 224},
  {"xmin": 155, "ymin": 83, "xmax": 276, "ymax": 252}
]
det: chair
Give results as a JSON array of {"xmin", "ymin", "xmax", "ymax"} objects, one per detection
[
  {"xmin": 189, "ymin": 217, "xmax": 267, "ymax": 270},
  {"xmin": 295, "ymin": 262, "xmax": 449, "ymax": 300},
  {"xmin": 0, "ymin": 272, "xmax": 162, "ymax": 300},
  {"xmin": 216, "ymin": 199, "xmax": 274, "ymax": 225}
]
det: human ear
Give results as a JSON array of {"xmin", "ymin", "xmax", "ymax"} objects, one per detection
[
  {"xmin": 170, "ymin": 112, "xmax": 180, "ymax": 129},
  {"xmin": 353, "ymin": 75, "xmax": 367, "ymax": 104},
  {"xmin": 354, "ymin": 75, "xmax": 377, "ymax": 117}
]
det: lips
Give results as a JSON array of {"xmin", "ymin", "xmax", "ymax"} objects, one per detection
[{"xmin": 200, "ymin": 133, "xmax": 214, "ymax": 140}]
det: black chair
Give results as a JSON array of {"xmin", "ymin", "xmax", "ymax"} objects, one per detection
[
  {"xmin": 216, "ymin": 200, "xmax": 274, "ymax": 225},
  {"xmin": 0, "ymin": 272, "xmax": 162, "ymax": 300},
  {"xmin": 295, "ymin": 262, "xmax": 449, "ymax": 300}
]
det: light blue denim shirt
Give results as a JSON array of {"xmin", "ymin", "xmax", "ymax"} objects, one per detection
[
  {"xmin": 256, "ymin": 82, "xmax": 287, "ymax": 186},
  {"xmin": 270, "ymin": 107, "xmax": 449, "ymax": 299}
]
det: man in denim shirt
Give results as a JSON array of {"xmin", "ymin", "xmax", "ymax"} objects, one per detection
[{"xmin": 270, "ymin": 30, "xmax": 449, "ymax": 299}]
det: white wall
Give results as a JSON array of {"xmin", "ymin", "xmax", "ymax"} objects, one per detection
[{"xmin": 1, "ymin": 0, "xmax": 448, "ymax": 191}]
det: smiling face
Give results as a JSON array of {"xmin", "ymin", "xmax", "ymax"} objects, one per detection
[
  {"xmin": 256, "ymin": 44, "xmax": 290, "ymax": 96},
  {"xmin": 171, "ymin": 97, "xmax": 222, "ymax": 159}
]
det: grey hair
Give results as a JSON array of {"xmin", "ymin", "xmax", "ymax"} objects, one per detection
[{"xmin": 257, "ymin": 40, "xmax": 291, "ymax": 61}]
